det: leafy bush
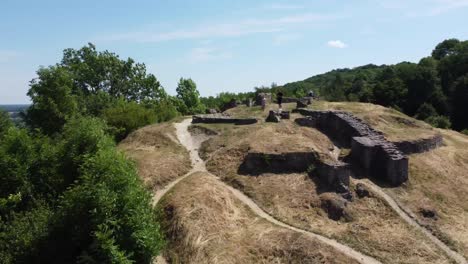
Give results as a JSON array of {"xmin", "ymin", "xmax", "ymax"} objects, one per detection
[
  {"xmin": 461, "ymin": 129, "xmax": 468, "ymax": 135},
  {"xmin": 0, "ymin": 111, "xmax": 13, "ymax": 136},
  {"xmin": 150, "ymin": 99, "xmax": 180, "ymax": 122},
  {"xmin": 102, "ymin": 100, "xmax": 157, "ymax": 141},
  {"xmin": 42, "ymin": 147, "xmax": 163, "ymax": 263},
  {"xmin": 0, "ymin": 116, "xmax": 164, "ymax": 263},
  {"xmin": 426, "ymin": 115, "xmax": 452, "ymax": 129},
  {"xmin": 0, "ymin": 204, "xmax": 52, "ymax": 263},
  {"xmin": 415, "ymin": 103, "xmax": 438, "ymax": 120}
]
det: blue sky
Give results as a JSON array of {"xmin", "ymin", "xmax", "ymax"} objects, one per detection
[{"xmin": 1, "ymin": 0, "xmax": 468, "ymax": 104}]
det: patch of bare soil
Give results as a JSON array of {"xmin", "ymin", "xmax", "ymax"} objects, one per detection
[
  {"xmin": 205, "ymin": 121, "xmax": 453, "ymax": 263},
  {"xmin": 118, "ymin": 122, "xmax": 191, "ymax": 191},
  {"xmin": 388, "ymin": 129, "xmax": 468, "ymax": 259},
  {"xmin": 159, "ymin": 172, "xmax": 360, "ymax": 264}
]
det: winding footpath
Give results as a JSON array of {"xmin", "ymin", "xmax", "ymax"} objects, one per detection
[
  {"xmin": 354, "ymin": 178, "xmax": 467, "ymax": 264},
  {"xmin": 154, "ymin": 118, "xmax": 381, "ymax": 264}
]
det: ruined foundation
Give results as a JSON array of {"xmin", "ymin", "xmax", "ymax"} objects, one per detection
[
  {"xmin": 296, "ymin": 109, "xmax": 409, "ymax": 186},
  {"xmin": 192, "ymin": 114, "xmax": 257, "ymax": 125},
  {"xmin": 394, "ymin": 134, "xmax": 443, "ymax": 155},
  {"xmin": 239, "ymin": 152, "xmax": 350, "ymax": 193}
]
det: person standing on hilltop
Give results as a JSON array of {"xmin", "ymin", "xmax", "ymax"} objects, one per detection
[
  {"xmin": 277, "ymin": 91, "xmax": 284, "ymax": 110},
  {"xmin": 261, "ymin": 95, "xmax": 266, "ymax": 110}
]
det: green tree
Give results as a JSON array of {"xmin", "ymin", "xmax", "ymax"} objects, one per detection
[
  {"xmin": 61, "ymin": 43, "xmax": 166, "ymax": 102},
  {"xmin": 415, "ymin": 103, "xmax": 438, "ymax": 120},
  {"xmin": 25, "ymin": 67, "xmax": 79, "ymax": 135},
  {"xmin": 25, "ymin": 44, "xmax": 169, "ymax": 135},
  {"xmin": 432, "ymin": 38, "xmax": 460, "ymax": 60},
  {"xmin": 451, "ymin": 74, "xmax": 468, "ymax": 130},
  {"xmin": 0, "ymin": 111, "xmax": 13, "ymax": 136},
  {"xmin": 176, "ymin": 78, "xmax": 205, "ymax": 114},
  {"xmin": 373, "ymin": 68, "xmax": 408, "ymax": 107},
  {"xmin": 101, "ymin": 100, "xmax": 157, "ymax": 141}
]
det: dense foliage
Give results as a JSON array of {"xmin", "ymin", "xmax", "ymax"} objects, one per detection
[
  {"xmin": 24, "ymin": 43, "xmax": 204, "ymax": 139},
  {"xmin": 0, "ymin": 44, "xmax": 177, "ymax": 263},
  {"xmin": 0, "ymin": 118, "xmax": 163, "ymax": 263},
  {"xmin": 270, "ymin": 39, "xmax": 468, "ymax": 131},
  {"xmin": 175, "ymin": 78, "xmax": 205, "ymax": 115}
]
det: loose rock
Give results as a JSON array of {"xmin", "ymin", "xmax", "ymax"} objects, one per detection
[{"xmin": 355, "ymin": 183, "xmax": 371, "ymax": 198}]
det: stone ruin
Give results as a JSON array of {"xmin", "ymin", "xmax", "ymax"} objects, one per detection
[
  {"xmin": 266, "ymin": 110, "xmax": 290, "ymax": 123},
  {"xmin": 255, "ymin": 93, "xmax": 272, "ymax": 106},
  {"xmin": 394, "ymin": 134, "xmax": 443, "ymax": 155},
  {"xmin": 295, "ymin": 109, "xmax": 416, "ymax": 186},
  {"xmin": 192, "ymin": 113, "xmax": 257, "ymax": 125}
]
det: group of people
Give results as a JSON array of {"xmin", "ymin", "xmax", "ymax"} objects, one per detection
[{"xmin": 261, "ymin": 90, "xmax": 315, "ymax": 111}]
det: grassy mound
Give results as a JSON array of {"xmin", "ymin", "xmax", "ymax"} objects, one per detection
[
  {"xmin": 158, "ymin": 172, "xmax": 359, "ymax": 264},
  {"xmin": 118, "ymin": 122, "xmax": 191, "ymax": 191}
]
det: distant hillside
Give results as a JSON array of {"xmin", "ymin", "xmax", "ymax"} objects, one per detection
[
  {"xmin": 275, "ymin": 39, "xmax": 468, "ymax": 132},
  {"xmin": 0, "ymin": 104, "xmax": 29, "ymax": 124},
  {"xmin": 0, "ymin": 104, "xmax": 30, "ymax": 113}
]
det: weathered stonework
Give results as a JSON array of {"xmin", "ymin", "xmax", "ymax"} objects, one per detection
[
  {"xmin": 239, "ymin": 151, "xmax": 350, "ymax": 193},
  {"xmin": 239, "ymin": 152, "xmax": 317, "ymax": 175},
  {"xmin": 255, "ymin": 93, "xmax": 272, "ymax": 105},
  {"xmin": 295, "ymin": 109, "xmax": 409, "ymax": 186},
  {"xmin": 265, "ymin": 110, "xmax": 290, "ymax": 122},
  {"xmin": 192, "ymin": 114, "xmax": 257, "ymax": 125},
  {"xmin": 394, "ymin": 134, "xmax": 443, "ymax": 155},
  {"xmin": 316, "ymin": 161, "xmax": 351, "ymax": 193},
  {"xmin": 296, "ymin": 100, "xmax": 308, "ymax": 108}
]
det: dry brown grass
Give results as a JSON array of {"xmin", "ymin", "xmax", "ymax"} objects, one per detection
[
  {"xmin": 224, "ymin": 103, "xmax": 297, "ymax": 119},
  {"xmin": 198, "ymin": 119, "xmax": 337, "ymax": 163},
  {"xmin": 388, "ymin": 129, "xmax": 468, "ymax": 258},
  {"xmin": 159, "ymin": 172, "xmax": 359, "ymax": 264},
  {"xmin": 310, "ymin": 101, "xmax": 438, "ymax": 142},
  {"xmin": 118, "ymin": 122, "xmax": 191, "ymax": 190},
  {"xmin": 203, "ymin": 114, "xmax": 453, "ymax": 263}
]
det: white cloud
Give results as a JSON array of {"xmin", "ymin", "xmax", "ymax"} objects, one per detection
[
  {"xmin": 99, "ymin": 13, "xmax": 338, "ymax": 43},
  {"xmin": 327, "ymin": 40, "xmax": 347, "ymax": 48},
  {"xmin": 188, "ymin": 47, "xmax": 232, "ymax": 63},
  {"xmin": 273, "ymin": 33, "xmax": 302, "ymax": 45}
]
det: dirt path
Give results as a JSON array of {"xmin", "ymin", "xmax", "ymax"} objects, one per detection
[
  {"xmin": 353, "ymin": 178, "xmax": 467, "ymax": 264},
  {"xmin": 156, "ymin": 118, "xmax": 382, "ymax": 264}
]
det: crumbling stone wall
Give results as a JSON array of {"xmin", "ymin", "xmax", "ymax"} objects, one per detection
[
  {"xmin": 295, "ymin": 109, "xmax": 408, "ymax": 186},
  {"xmin": 394, "ymin": 134, "xmax": 443, "ymax": 155},
  {"xmin": 239, "ymin": 152, "xmax": 350, "ymax": 193},
  {"xmin": 192, "ymin": 114, "xmax": 257, "ymax": 125},
  {"xmin": 255, "ymin": 93, "xmax": 272, "ymax": 105},
  {"xmin": 239, "ymin": 152, "xmax": 316, "ymax": 175}
]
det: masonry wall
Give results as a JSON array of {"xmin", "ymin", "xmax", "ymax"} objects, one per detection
[
  {"xmin": 239, "ymin": 152, "xmax": 350, "ymax": 192},
  {"xmin": 394, "ymin": 134, "xmax": 443, "ymax": 155},
  {"xmin": 296, "ymin": 109, "xmax": 408, "ymax": 186},
  {"xmin": 192, "ymin": 114, "xmax": 257, "ymax": 125}
]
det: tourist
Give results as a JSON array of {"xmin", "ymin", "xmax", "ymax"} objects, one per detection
[
  {"xmin": 261, "ymin": 95, "xmax": 266, "ymax": 110},
  {"xmin": 277, "ymin": 91, "xmax": 283, "ymax": 110}
]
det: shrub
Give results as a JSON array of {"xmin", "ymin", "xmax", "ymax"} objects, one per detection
[
  {"xmin": 0, "ymin": 111, "xmax": 13, "ymax": 136},
  {"xmin": 461, "ymin": 129, "xmax": 468, "ymax": 135},
  {"xmin": 42, "ymin": 147, "xmax": 163, "ymax": 263},
  {"xmin": 152, "ymin": 99, "xmax": 179, "ymax": 123},
  {"xmin": 415, "ymin": 103, "xmax": 438, "ymax": 120},
  {"xmin": 426, "ymin": 115, "xmax": 452, "ymax": 129},
  {"xmin": 0, "ymin": 204, "xmax": 52, "ymax": 263},
  {"xmin": 102, "ymin": 100, "xmax": 157, "ymax": 141}
]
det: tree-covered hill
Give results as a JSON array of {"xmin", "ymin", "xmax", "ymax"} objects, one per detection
[{"xmin": 275, "ymin": 39, "xmax": 468, "ymax": 131}]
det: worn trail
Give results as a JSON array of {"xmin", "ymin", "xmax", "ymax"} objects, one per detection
[
  {"xmin": 153, "ymin": 118, "xmax": 381, "ymax": 264},
  {"xmin": 354, "ymin": 178, "xmax": 467, "ymax": 264}
]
